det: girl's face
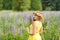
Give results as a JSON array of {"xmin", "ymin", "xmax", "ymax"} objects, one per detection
[{"xmin": 33, "ymin": 14, "xmax": 39, "ymax": 21}]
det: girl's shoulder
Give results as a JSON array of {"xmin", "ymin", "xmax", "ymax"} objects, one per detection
[
  {"xmin": 33, "ymin": 21, "xmax": 42, "ymax": 26},
  {"xmin": 35, "ymin": 21, "xmax": 42, "ymax": 26},
  {"xmin": 34, "ymin": 21, "xmax": 42, "ymax": 24},
  {"xmin": 34, "ymin": 21, "xmax": 39, "ymax": 23}
]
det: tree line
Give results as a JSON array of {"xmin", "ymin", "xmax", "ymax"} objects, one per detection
[{"xmin": 0, "ymin": 0, "xmax": 60, "ymax": 11}]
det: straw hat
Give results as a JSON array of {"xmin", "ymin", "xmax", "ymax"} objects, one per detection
[{"xmin": 33, "ymin": 11, "xmax": 44, "ymax": 22}]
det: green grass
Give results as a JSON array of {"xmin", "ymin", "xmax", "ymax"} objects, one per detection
[{"xmin": 0, "ymin": 11, "xmax": 60, "ymax": 40}]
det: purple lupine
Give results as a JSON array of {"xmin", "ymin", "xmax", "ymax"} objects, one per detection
[
  {"xmin": 58, "ymin": 21, "xmax": 60, "ymax": 33},
  {"xmin": 19, "ymin": 27, "xmax": 22, "ymax": 35},
  {"xmin": 12, "ymin": 26, "xmax": 16, "ymax": 36},
  {"xmin": 47, "ymin": 21, "xmax": 50, "ymax": 29},
  {"xmin": 46, "ymin": 13, "xmax": 49, "ymax": 21},
  {"xmin": 23, "ymin": 14, "xmax": 27, "ymax": 25},
  {"xmin": 14, "ymin": 16, "xmax": 18, "ymax": 25}
]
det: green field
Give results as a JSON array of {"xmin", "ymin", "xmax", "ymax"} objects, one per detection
[{"xmin": 0, "ymin": 11, "xmax": 60, "ymax": 40}]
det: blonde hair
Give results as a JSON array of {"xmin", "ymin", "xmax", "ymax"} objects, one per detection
[{"xmin": 32, "ymin": 11, "xmax": 44, "ymax": 23}]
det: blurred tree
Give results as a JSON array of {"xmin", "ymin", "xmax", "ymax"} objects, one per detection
[
  {"xmin": 42, "ymin": 0, "xmax": 60, "ymax": 11},
  {"xmin": 42, "ymin": 0, "xmax": 53, "ymax": 10},
  {"xmin": 56, "ymin": 0, "xmax": 60, "ymax": 10},
  {"xmin": 19, "ymin": 0, "xmax": 31, "ymax": 11},
  {"xmin": 0, "ymin": 0, "xmax": 60, "ymax": 11},
  {"xmin": 45, "ymin": 6, "xmax": 53, "ymax": 11},
  {"xmin": 30, "ymin": 0, "xmax": 42, "ymax": 10},
  {"xmin": 12, "ymin": 0, "xmax": 20, "ymax": 10},
  {"xmin": 12, "ymin": 0, "xmax": 31, "ymax": 11},
  {"xmin": 3, "ymin": 0, "xmax": 12, "ymax": 10},
  {"xmin": 0, "ymin": 0, "xmax": 3, "ymax": 10}
]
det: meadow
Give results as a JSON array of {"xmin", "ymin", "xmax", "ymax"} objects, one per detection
[{"xmin": 0, "ymin": 11, "xmax": 60, "ymax": 40}]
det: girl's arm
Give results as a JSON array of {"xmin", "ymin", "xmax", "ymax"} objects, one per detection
[
  {"xmin": 29, "ymin": 21, "xmax": 37, "ymax": 35},
  {"xmin": 39, "ymin": 26, "xmax": 43, "ymax": 34}
]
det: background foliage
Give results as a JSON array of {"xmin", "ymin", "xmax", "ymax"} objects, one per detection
[{"xmin": 0, "ymin": 0, "xmax": 60, "ymax": 11}]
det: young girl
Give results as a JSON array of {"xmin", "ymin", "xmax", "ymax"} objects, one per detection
[{"xmin": 28, "ymin": 11, "xmax": 44, "ymax": 40}]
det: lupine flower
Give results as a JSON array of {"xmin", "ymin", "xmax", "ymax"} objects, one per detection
[
  {"xmin": 12, "ymin": 26, "xmax": 16, "ymax": 36},
  {"xmin": 19, "ymin": 27, "xmax": 22, "ymax": 35},
  {"xmin": 47, "ymin": 21, "xmax": 50, "ymax": 29},
  {"xmin": 58, "ymin": 21, "xmax": 60, "ymax": 33}
]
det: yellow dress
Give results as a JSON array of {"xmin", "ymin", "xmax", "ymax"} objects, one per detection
[{"xmin": 28, "ymin": 21, "xmax": 42, "ymax": 40}]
